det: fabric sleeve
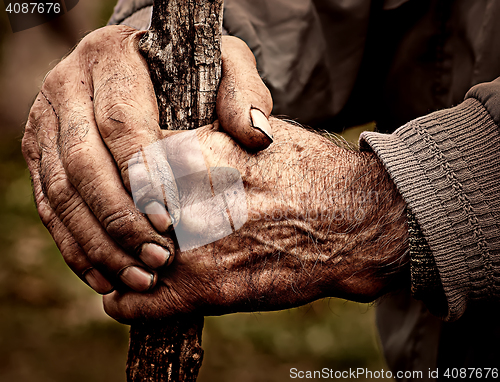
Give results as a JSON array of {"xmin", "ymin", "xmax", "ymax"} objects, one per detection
[
  {"xmin": 117, "ymin": 6, "xmax": 152, "ymax": 31},
  {"xmin": 106, "ymin": 0, "xmax": 376, "ymax": 128},
  {"xmin": 407, "ymin": 208, "xmax": 447, "ymax": 316},
  {"xmin": 360, "ymin": 79, "xmax": 500, "ymax": 322},
  {"xmin": 222, "ymin": 0, "xmax": 374, "ymax": 127},
  {"xmin": 107, "ymin": 0, "xmax": 152, "ymax": 29}
]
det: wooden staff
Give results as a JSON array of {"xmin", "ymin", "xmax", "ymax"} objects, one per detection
[{"xmin": 126, "ymin": 0, "xmax": 223, "ymax": 380}]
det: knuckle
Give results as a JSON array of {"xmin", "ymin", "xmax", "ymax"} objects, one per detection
[
  {"xmin": 45, "ymin": 174, "xmax": 76, "ymax": 214},
  {"xmin": 103, "ymin": 294, "xmax": 133, "ymax": 322},
  {"xmin": 79, "ymin": 25, "xmax": 136, "ymax": 58},
  {"xmin": 41, "ymin": 63, "xmax": 67, "ymax": 95},
  {"xmin": 77, "ymin": 28, "xmax": 109, "ymax": 54},
  {"xmin": 41, "ymin": 68, "xmax": 56, "ymax": 92},
  {"xmin": 127, "ymin": 161, "xmax": 156, "ymax": 204},
  {"xmin": 85, "ymin": 242, "xmax": 114, "ymax": 268},
  {"xmin": 23, "ymin": 100, "xmax": 54, "ymax": 163},
  {"xmin": 21, "ymin": 124, "xmax": 38, "ymax": 162},
  {"xmin": 37, "ymin": 199, "xmax": 57, "ymax": 229},
  {"xmin": 96, "ymin": 102, "xmax": 138, "ymax": 138},
  {"xmin": 59, "ymin": 236, "xmax": 87, "ymax": 271},
  {"xmin": 95, "ymin": 102, "xmax": 158, "ymax": 175},
  {"xmin": 24, "ymin": 95, "xmax": 61, "ymax": 164},
  {"xmin": 223, "ymin": 36, "xmax": 254, "ymax": 58},
  {"xmin": 27, "ymin": 93, "xmax": 47, "ymax": 125},
  {"xmin": 101, "ymin": 206, "xmax": 169, "ymax": 253},
  {"xmin": 102, "ymin": 208, "xmax": 143, "ymax": 250},
  {"xmin": 60, "ymin": 141, "xmax": 93, "ymax": 184}
]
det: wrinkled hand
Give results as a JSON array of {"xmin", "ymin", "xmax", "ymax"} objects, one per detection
[
  {"xmin": 22, "ymin": 25, "xmax": 273, "ymax": 294},
  {"xmin": 103, "ymin": 119, "xmax": 409, "ymax": 322}
]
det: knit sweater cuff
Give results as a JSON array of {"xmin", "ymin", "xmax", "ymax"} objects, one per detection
[
  {"xmin": 407, "ymin": 208, "xmax": 447, "ymax": 316},
  {"xmin": 360, "ymin": 98, "xmax": 500, "ymax": 322}
]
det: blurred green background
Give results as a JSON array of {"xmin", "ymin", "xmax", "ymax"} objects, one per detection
[{"xmin": 0, "ymin": 2, "xmax": 389, "ymax": 381}]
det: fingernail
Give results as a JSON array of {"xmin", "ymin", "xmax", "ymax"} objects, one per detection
[
  {"xmin": 84, "ymin": 268, "xmax": 114, "ymax": 294},
  {"xmin": 140, "ymin": 243, "xmax": 171, "ymax": 269},
  {"xmin": 250, "ymin": 108, "xmax": 273, "ymax": 142},
  {"xmin": 145, "ymin": 201, "xmax": 172, "ymax": 232},
  {"xmin": 119, "ymin": 266, "xmax": 155, "ymax": 292}
]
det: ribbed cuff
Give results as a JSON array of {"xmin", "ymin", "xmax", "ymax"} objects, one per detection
[
  {"xmin": 407, "ymin": 208, "xmax": 447, "ymax": 316},
  {"xmin": 360, "ymin": 98, "xmax": 500, "ymax": 321}
]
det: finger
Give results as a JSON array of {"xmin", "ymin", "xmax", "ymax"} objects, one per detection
[
  {"xmin": 23, "ymin": 99, "xmax": 113, "ymax": 294},
  {"xmin": 217, "ymin": 36, "xmax": 273, "ymax": 151},
  {"xmin": 41, "ymin": 30, "xmax": 175, "ymax": 265},
  {"xmin": 103, "ymin": 277, "xmax": 188, "ymax": 323},
  {"xmin": 90, "ymin": 28, "xmax": 180, "ymax": 230},
  {"xmin": 103, "ymin": 251, "xmax": 211, "ymax": 322},
  {"xmin": 103, "ymin": 290, "xmax": 167, "ymax": 323},
  {"xmin": 37, "ymin": 182, "xmax": 115, "ymax": 295},
  {"xmin": 126, "ymin": 138, "xmax": 180, "ymax": 232},
  {"xmin": 31, "ymin": 92, "xmax": 161, "ymax": 292}
]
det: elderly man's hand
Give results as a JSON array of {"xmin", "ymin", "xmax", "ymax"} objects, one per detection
[
  {"xmin": 21, "ymin": 25, "xmax": 273, "ymax": 294},
  {"xmin": 103, "ymin": 119, "xmax": 409, "ymax": 322}
]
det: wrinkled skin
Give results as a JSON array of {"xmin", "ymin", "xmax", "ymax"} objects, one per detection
[
  {"xmin": 22, "ymin": 25, "xmax": 273, "ymax": 294},
  {"xmin": 23, "ymin": 25, "xmax": 409, "ymax": 323},
  {"xmin": 103, "ymin": 118, "xmax": 409, "ymax": 322}
]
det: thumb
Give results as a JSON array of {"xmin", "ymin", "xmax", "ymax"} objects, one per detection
[{"xmin": 217, "ymin": 36, "xmax": 273, "ymax": 151}]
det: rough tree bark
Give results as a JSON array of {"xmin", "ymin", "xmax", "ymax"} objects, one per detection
[
  {"xmin": 127, "ymin": 318, "xmax": 205, "ymax": 382},
  {"xmin": 126, "ymin": 0, "xmax": 223, "ymax": 381},
  {"xmin": 139, "ymin": 0, "xmax": 223, "ymax": 131}
]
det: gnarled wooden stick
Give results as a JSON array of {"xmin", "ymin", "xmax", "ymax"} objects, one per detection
[
  {"xmin": 139, "ymin": 0, "xmax": 222, "ymax": 131},
  {"xmin": 126, "ymin": 0, "xmax": 223, "ymax": 381},
  {"xmin": 127, "ymin": 318, "xmax": 204, "ymax": 382}
]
